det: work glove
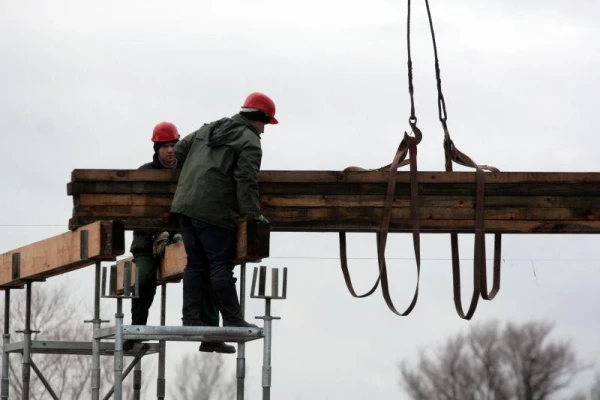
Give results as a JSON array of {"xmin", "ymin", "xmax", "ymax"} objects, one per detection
[
  {"xmin": 255, "ymin": 215, "xmax": 270, "ymax": 226},
  {"xmin": 153, "ymin": 232, "xmax": 170, "ymax": 259},
  {"xmin": 238, "ymin": 214, "xmax": 271, "ymax": 228},
  {"xmin": 171, "ymin": 233, "xmax": 183, "ymax": 244}
]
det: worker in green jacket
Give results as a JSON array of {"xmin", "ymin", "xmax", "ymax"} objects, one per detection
[{"xmin": 171, "ymin": 92, "xmax": 278, "ymax": 354}]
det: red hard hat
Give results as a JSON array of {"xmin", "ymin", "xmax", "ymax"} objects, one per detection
[
  {"xmin": 241, "ymin": 92, "xmax": 278, "ymax": 124},
  {"xmin": 152, "ymin": 122, "xmax": 180, "ymax": 142}
]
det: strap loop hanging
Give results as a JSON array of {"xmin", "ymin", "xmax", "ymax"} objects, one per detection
[{"xmin": 424, "ymin": 0, "xmax": 502, "ymax": 319}]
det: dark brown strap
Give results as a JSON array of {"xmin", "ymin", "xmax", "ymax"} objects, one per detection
[
  {"xmin": 339, "ymin": 232, "xmax": 380, "ymax": 298},
  {"xmin": 377, "ymin": 133, "xmax": 421, "ymax": 315},
  {"xmin": 338, "ymin": 128, "xmax": 422, "ymax": 316},
  {"xmin": 445, "ymin": 138, "xmax": 502, "ymax": 319}
]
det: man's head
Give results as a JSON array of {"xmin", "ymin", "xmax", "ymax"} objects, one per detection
[
  {"xmin": 240, "ymin": 92, "xmax": 278, "ymax": 134},
  {"xmin": 152, "ymin": 122, "xmax": 180, "ymax": 165}
]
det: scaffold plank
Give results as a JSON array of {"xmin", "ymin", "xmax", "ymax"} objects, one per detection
[{"xmin": 0, "ymin": 221, "xmax": 124, "ymax": 287}]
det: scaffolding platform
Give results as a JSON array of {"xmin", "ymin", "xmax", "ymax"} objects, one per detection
[
  {"xmin": 4, "ymin": 340, "xmax": 160, "ymax": 356},
  {"xmin": 94, "ymin": 325, "xmax": 264, "ymax": 343}
]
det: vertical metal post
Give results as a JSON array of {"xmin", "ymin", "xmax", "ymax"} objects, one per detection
[
  {"xmin": 237, "ymin": 263, "xmax": 247, "ymax": 400},
  {"xmin": 21, "ymin": 282, "xmax": 32, "ymax": 400},
  {"xmin": 133, "ymin": 360, "xmax": 141, "ymax": 400},
  {"xmin": 92, "ymin": 261, "xmax": 102, "ymax": 400},
  {"xmin": 114, "ymin": 298, "xmax": 124, "ymax": 400},
  {"xmin": 1, "ymin": 289, "xmax": 10, "ymax": 400},
  {"xmin": 262, "ymin": 298, "xmax": 272, "ymax": 400},
  {"xmin": 157, "ymin": 284, "xmax": 166, "ymax": 400}
]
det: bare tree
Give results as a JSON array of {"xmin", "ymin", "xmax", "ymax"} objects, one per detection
[
  {"xmin": 170, "ymin": 352, "xmax": 236, "ymax": 400},
  {"xmin": 399, "ymin": 320, "xmax": 586, "ymax": 400},
  {"xmin": 0, "ymin": 280, "xmax": 152, "ymax": 399}
]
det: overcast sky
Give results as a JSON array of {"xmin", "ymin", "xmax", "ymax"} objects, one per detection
[{"xmin": 1, "ymin": 0, "xmax": 600, "ymax": 399}]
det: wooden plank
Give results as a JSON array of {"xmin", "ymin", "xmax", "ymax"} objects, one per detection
[
  {"xmin": 67, "ymin": 180, "xmax": 600, "ymax": 197},
  {"xmin": 72, "ymin": 169, "xmax": 180, "ymax": 182},
  {"xmin": 160, "ymin": 242, "xmax": 187, "ymax": 281},
  {"xmin": 68, "ymin": 181, "xmax": 178, "ymax": 195},
  {"xmin": 75, "ymin": 193, "xmax": 600, "ymax": 209},
  {"xmin": 70, "ymin": 217, "xmax": 176, "ymax": 231},
  {"xmin": 0, "ymin": 221, "xmax": 124, "ymax": 287},
  {"xmin": 73, "ymin": 205, "xmax": 172, "ymax": 218},
  {"xmin": 77, "ymin": 194, "xmax": 174, "ymax": 207},
  {"xmin": 71, "ymin": 169, "xmax": 600, "ymax": 184},
  {"xmin": 73, "ymin": 204, "xmax": 600, "ymax": 221},
  {"xmin": 68, "ymin": 214, "xmax": 600, "ymax": 234}
]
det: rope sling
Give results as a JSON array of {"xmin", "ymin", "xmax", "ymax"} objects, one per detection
[{"xmin": 339, "ymin": 0, "xmax": 501, "ymax": 319}]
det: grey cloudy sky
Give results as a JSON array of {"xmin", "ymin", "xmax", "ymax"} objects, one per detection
[{"xmin": 1, "ymin": 0, "xmax": 600, "ymax": 399}]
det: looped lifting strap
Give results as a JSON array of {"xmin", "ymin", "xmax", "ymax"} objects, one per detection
[
  {"xmin": 339, "ymin": 122, "xmax": 422, "ymax": 314},
  {"xmin": 338, "ymin": 0, "xmax": 424, "ymax": 316},
  {"xmin": 339, "ymin": 0, "xmax": 503, "ymax": 320},
  {"xmin": 425, "ymin": 0, "xmax": 502, "ymax": 319}
]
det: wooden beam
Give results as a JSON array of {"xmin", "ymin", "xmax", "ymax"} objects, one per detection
[
  {"xmin": 70, "ymin": 169, "xmax": 600, "ymax": 184},
  {"xmin": 68, "ymin": 169, "xmax": 600, "ymax": 234},
  {"xmin": 0, "ymin": 221, "xmax": 124, "ymax": 288}
]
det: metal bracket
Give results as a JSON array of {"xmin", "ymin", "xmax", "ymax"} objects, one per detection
[
  {"xmin": 11, "ymin": 253, "xmax": 20, "ymax": 281},
  {"xmin": 101, "ymin": 262, "xmax": 139, "ymax": 299},
  {"xmin": 250, "ymin": 266, "xmax": 288, "ymax": 300},
  {"xmin": 80, "ymin": 230, "xmax": 89, "ymax": 261}
]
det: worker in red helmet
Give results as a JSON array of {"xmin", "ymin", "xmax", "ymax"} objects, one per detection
[
  {"xmin": 124, "ymin": 121, "xmax": 186, "ymax": 351},
  {"xmin": 171, "ymin": 92, "xmax": 278, "ymax": 352}
]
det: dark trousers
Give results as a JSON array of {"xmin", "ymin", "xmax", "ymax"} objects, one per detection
[
  {"xmin": 179, "ymin": 215, "xmax": 237, "ymax": 325},
  {"xmin": 131, "ymin": 256, "xmax": 157, "ymax": 325}
]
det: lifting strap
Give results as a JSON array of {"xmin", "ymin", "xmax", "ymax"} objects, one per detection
[
  {"xmin": 338, "ymin": 0, "xmax": 423, "ymax": 315},
  {"xmin": 339, "ymin": 126, "xmax": 422, "ymax": 315},
  {"xmin": 338, "ymin": 0, "xmax": 503, "ymax": 319},
  {"xmin": 424, "ymin": 0, "xmax": 502, "ymax": 319}
]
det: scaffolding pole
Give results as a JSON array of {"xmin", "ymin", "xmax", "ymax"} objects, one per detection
[
  {"xmin": 237, "ymin": 263, "xmax": 247, "ymax": 400},
  {"xmin": 21, "ymin": 282, "xmax": 32, "ymax": 400},
  {"xmin": 1, "ymin": 289, "xmax": 10, "ymax": 400},
  {"xmin": 262, "ymin": 298, "xmax": 273, "ymax": 400},
  {"xmin": 30, "ymin": 360, "xmax": 59, "ymax": 400},
  {"xmin": 133, "ymin": 360, "xmax": 141, "ymax": 400},
  {"xmin": 114, "ymin": 298, "xmax": 124, "ymax": 400},
  {"xmin": 157, "ymin": 283, "xmax": 166, "ymax": 400},
  {"xmin": 91, "ymin": 261, "xmax": 102, "ymax": 400}
]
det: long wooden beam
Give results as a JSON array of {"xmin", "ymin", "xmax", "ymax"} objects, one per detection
[
  {"xmin": 68, "ymin": 169, "xmax": 600, "ymax": 234},
  {"xmin": 0, "ymin": 221, "xmax": 125, "ymax": 288}
]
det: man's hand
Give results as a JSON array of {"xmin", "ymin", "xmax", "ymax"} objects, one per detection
[
  {"xmin": 255, "ymin": 215, "xmax": 270, "ymax": 226},
  {"xmin": 153, "ymin": 232, "xmax": 170, "ymax": 259}
]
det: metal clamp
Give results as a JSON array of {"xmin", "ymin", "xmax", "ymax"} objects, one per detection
[
  {"xmin": 101, "ymin": 261, "xmax": 139, "ymax": 299},
  {"xmin": 250, "ymin": 266, "xmax": 287, "ymax": 300}
]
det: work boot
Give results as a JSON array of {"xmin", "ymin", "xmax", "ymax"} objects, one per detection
[
  {"xmin": 213, "ymin": 280, "xmax": 258, "ymax": 328},
  {"xmin": 123, "ymin": 339, "xmax": 141, "ymax": 352},
  {"xmin": 199, "ymin": 341, "xmax": 236, "ymax": 354}
]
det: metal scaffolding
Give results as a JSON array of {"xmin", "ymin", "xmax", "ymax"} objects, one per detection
[{"xmin": 1, "ymin": 261, "xmax": 286, "ymax": 400}]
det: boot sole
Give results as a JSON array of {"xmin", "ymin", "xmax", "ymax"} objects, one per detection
[{"xmin": 199, "ymin": 344, "xmax": 236, "ymax": 354}]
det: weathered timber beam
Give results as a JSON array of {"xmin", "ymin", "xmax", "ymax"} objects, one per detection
[
  {"xmin": 71, "ymin": 169, "xmax": 600, "ymax": 184},
  {"xmin": 68, "ymin": 181, "xmax": 600, "ymax": 196},
  {"xmin": 0, "ymin": 221, "xmax": 124, "ymax": 287},
  {"xmin": 72, "ymin": 204, "xmax": 600, "ymax": 220},
  {"xmin": 67, "ymin": 169, "xmax": 600, "ymax": 234},
  {"xmin": 68, "ymin": 215, "xmax": 600, "ymax": 234}
]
